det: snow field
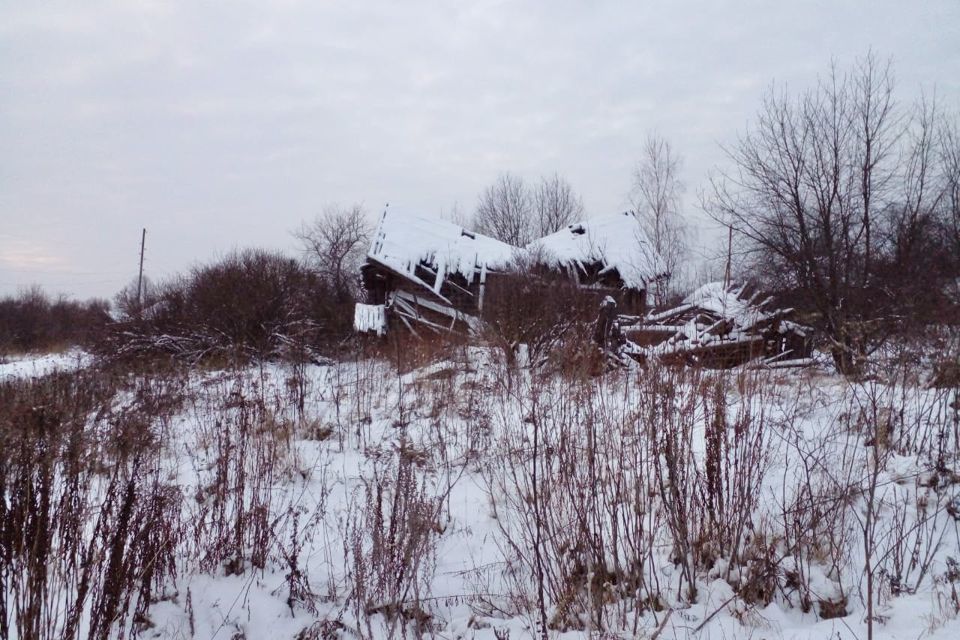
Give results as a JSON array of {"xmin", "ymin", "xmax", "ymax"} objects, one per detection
[{"xmin": 1, "ymin": 348, "xmax": 958, "ymax": 639}]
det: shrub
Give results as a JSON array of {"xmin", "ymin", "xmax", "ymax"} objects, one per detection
[
  {"xmin": 480, "ymin": 255, "xmax": 597, "ymax": 369},
  {"xmin": 0, "ymin": 287, "xmax": 110, "ymax": 355},
  {"xmin": 108, "ymin": 248, "xmax": 354, "ymax": 363}
]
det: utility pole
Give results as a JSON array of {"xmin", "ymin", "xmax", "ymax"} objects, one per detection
[
  {"xmin": 137, "ymin": 228, "xmax": 146, "ymax": 309},
  {"xmin": 723, "ymin": 224, "xmax": 733, "ymax": 289}
]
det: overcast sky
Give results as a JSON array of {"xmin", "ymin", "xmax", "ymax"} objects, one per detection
[{"xmin": 1, "ymin": 0, "xmax": 958, "ymax": 299}]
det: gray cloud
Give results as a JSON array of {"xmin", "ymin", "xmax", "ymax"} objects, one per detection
[{"xmin": 2, "ymin": 0, "xmax": 958, "ymax": 298}]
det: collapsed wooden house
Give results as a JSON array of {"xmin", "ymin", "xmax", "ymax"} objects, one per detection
[
  {"xmin": 354, "ymin": 209, "xmax": 668, "ymax": 337},
  {"xmin": 355, "ymin": 209, "xmax": 518, "ymax": 337},
  {"xmin": 623, "ymin": 282, "xmax": 813, "ymax": 368},
  {"xmin": 354, "ymin": 211, "xmax": 814, "ymax": 369}
]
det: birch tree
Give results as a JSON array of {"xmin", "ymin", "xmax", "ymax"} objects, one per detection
[{"xmin": 631, "ymin": 133, "xmax": 687, "ymax": 305}]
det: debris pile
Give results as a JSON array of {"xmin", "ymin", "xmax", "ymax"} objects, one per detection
[{"xmin": 624, "ymin": 282, "xmax": 813, "ymax": 368}]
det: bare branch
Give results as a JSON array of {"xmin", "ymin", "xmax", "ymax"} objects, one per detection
[
  {"xmin": 295, "ymin": 203, "xmax": 371, "ymax": 302},
  {"xmin": 473, "ymin": 173, "xmax": 534, "ymax": 246},
  {"xmin": 631, "ymin": 132, "xmax": 687, "ymax": 304},
  {"xmin": 533, "ymin": 173, "xmax": 584, "ymax": 238}
]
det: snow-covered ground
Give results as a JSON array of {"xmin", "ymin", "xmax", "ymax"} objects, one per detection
[
  {"xmin": 0, "ymin": 348, "xmax": 91, "ymax": 380},
  {"xmin": 1, "ymin": 348, "xmax": 958, "ymax": 639}
]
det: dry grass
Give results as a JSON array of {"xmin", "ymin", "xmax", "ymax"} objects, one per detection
[{"xmin": 0, "ymin": 330, "xmax": 957, "ymax": 639}]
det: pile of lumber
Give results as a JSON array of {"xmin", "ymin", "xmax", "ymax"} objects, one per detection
[{"xmin": 622, "ymin": 282, "xmax": 813, "ymax": 369}]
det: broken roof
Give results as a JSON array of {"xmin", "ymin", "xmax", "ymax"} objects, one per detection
[
  {"xmin": 629, "ymin": 281, "xmax": 812, "ymax": 368},
  {"xmin": 680, "ymin": 282, "xmax": 773, "ymax": 330},
  {"xmin": 364, "ymin": 208, "xmax": 668, "ymax": 295},
  {"xmin": 527, "ymin": 211, "xmax": 668, "ymax": 290},
  {"xmin": 640, "ymin": 281, "xmax": 807, "ymax": 345},
  {"xmin": 366, "ymin": 208, "xmax": 518, "ymax": 290}
]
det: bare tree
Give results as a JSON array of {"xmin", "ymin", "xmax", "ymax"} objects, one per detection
[
  {"xmin": 475, "ymin": 172, "xmax": 586, "ymax": 246},
  {"xmin": 943, "ymin": 116, "xmax": 960, "ymax": 308},
  {"xmin": 533, "ymin": 173, "xmax": 584, "ymax": 237},
  {"xmin": 631, "ymin": 133, "xmax": 687, "ymax": 305},
  {"xmin": 707, "ymin": 53, "xmax": 955, "ymax": 374},
  {"xmin": 439, "ymin": 200, "xmax": 471, "ymax": 228},
  {"xmin": 877, "ymin": 95, "xmax": 959, "ymax": 325},
  {"xmin": 114, "ymin": 275, "xmax": 156, "ymax": 319},
  {"xmin": 474, "ymin": 173, "xmax": 534, "ymax": 246},
  {"xmin": 296, "ymin": 204, "xmax": 370, "ymax": 302},
  {"xmin": 942, "ymin": 114, "xmax": 960, "ymax": 258}
]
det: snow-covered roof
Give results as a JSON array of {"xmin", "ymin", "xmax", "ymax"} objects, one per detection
[
  {"xmin": 365, "ymin": 209, "xmax": 667, "ymax": 297},
  {"xmin": 526, "ymin": 211, "xmax": 668, "ymax": 290},
  {"xmin": 366, "ymin": 209, "xmax": 518, "ymax": 291}
]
